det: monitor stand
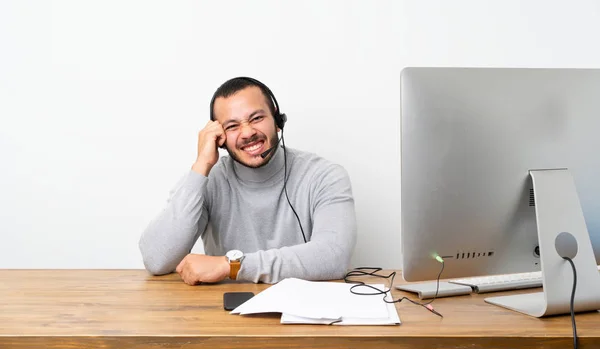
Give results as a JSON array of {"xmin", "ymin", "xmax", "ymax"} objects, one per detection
[{"xmin": 485, "ymin": 168, "xmax": 600, "ymax": 317}]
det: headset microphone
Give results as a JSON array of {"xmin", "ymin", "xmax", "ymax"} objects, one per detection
[{"xmin": 260, "ymin": 136, "xmax": 282, "ymax": 158}]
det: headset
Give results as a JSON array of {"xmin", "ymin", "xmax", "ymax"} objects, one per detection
[{"xmin": 208, "ymin": 77, "xmax": 307, "ymax": 243}]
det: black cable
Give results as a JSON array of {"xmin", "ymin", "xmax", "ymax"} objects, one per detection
[
  {"xmin": 564, "ymin": 257, "xmax": 578, "ymax": 349},
  {"xmin": 343, "ymin": 262, "xmax": 446, "ymax": 318},
  {"xmin": 280, "ymin": 129, "xmax": 307, "ymax": 243}
]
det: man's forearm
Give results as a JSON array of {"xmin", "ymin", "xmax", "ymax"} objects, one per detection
[
  {"xmin": 238, "ymin": 237, "xmax": 355, "ymax": 283},
  {"xmin": 139, "ymin": 171, "xmax": 209, "ymax": 275}
]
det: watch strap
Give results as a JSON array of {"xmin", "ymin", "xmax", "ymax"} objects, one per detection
[{"xmin": 229, "ymin": 260, "xmax": 241, "ymax": 280}]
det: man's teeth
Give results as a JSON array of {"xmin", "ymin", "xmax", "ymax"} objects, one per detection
[{"xmin": 244, "ymin": 143, "xmax": 262, "ymax": 152}]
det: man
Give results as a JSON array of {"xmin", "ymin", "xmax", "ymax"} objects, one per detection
[{"xmin": 138, "ymin": 77, "xmax": 357, "ymax": 285}]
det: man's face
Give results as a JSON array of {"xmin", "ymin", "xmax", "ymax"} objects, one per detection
[{"xmin": 213, "ymin": 86, "xmax": 280, "ymax": 168}]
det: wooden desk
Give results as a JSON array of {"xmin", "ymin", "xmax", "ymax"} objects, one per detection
[{"xmin": 0, "ymin": 270, "xmax": 599, "ymax": 348}]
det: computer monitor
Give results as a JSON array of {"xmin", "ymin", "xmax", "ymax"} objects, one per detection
[{"xmin": 400, "ymin": 67, "xmax": 600, "ymax": 317}]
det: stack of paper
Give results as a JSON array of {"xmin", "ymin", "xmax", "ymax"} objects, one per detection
[{"xmin": 230, "ymin": 278, "xmax": 400, "ymax": 325}]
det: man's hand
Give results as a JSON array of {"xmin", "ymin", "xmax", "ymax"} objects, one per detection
[
  {"xmin": 191, "ymin": 120, "xmax": 226, "ymax": 176},
  {"xmin": 175, "ymin": 254, "xmax": 230, "ymax": 285}
]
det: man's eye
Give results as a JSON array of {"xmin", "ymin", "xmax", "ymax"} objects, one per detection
[
  {"xmin": 225, "ymin": 125, "xmax": 238, "ymax": 131},
  {"xmin": 251, "ymin": 116, "xmax": 264, "ymax": 123}
]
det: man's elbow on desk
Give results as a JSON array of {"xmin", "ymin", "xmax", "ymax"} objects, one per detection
[
  {"xmin": 139, "ymin": 242, "xmax": 177, "ymax": 276},
  {"xmin": 293, "ymin": 245, "xmax": 354, "ymax": 282},
  {"xmin": 322, "ymin": 252, "xmax": 354, "ymax": 281},
  {"xmin": 142, "ymin": 259, "xmax": 175, "ymax": 276}
]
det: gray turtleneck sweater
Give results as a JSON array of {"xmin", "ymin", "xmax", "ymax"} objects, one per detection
[{"xmin": 138, "ymin": 146, "xmax": 357, "ymax": 284}]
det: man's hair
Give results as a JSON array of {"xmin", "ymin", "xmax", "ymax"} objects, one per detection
[{"xmin": 210, "ymin": 77, "xmax": 277, "ymax": 121}]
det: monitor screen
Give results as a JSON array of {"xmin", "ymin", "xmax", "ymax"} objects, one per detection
[{"xmin": 400, "ymin": 67, "xmax": 600, "ymax": 283}]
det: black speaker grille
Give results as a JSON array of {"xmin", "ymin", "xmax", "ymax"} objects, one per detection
[
  {"xmin": 529, "ymin": 188, "xmax": 535, "ymax": 207},
  {"xmin": 455, "ymin": 251, "xmax": 494, "ymax": 259}
]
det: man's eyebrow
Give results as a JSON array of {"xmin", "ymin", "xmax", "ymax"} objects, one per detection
[{"xmin": 248, "ymin": 109, "xmax": 266, "ymax": 118}]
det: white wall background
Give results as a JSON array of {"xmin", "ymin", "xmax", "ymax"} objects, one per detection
[{"xmin": 1, "ymin": 0, "xmax": 600, "ymax": 270}]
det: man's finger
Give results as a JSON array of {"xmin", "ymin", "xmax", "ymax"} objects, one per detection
[
  {"xmin": 218, "ymin": 134, "xmax": 226, "ymax": 148},
  {"xmin": 183, "ymin": 269, "xmax": 196, "ymax": 285},
  {"xmin": 176, "ymin": 256, "xmax": 186, "ymax": 274},
  {"xmin": 179, "ymin": 267, "xmax": 188, "ymax": 283}
]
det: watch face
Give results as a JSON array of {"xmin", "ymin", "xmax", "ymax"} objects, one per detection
[{"xmin": 226, "ymin": 249, "xmax": 243, "ymax": 260}]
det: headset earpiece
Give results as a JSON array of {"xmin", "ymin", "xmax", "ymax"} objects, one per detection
[{"xmin": 276, "ymin": 112, "xmax": 287, "ymax": 130}]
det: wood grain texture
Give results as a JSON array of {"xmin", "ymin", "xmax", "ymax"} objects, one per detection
[{"xmin": 1, "ymin": 269, "xmax": 599, "ymax": 348}]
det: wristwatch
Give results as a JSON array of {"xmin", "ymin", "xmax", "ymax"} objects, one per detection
[{"xmin": 226, "ymin": 249, "xmax": 245, "ymax": 280}]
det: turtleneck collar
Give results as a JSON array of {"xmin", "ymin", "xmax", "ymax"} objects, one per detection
[{"xmin": 231, "ymin": 145, "xmax": 285, "ymax": 184}]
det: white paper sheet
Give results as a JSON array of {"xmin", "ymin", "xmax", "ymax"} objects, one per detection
[{"xmin": 230, "ymin": 278, "xmax": 400, "ymax": 325}]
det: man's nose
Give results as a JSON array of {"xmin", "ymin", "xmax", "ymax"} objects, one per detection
[{"xmin": 240, "ymin": 122, "xmax": 256, "ymax": 138}]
